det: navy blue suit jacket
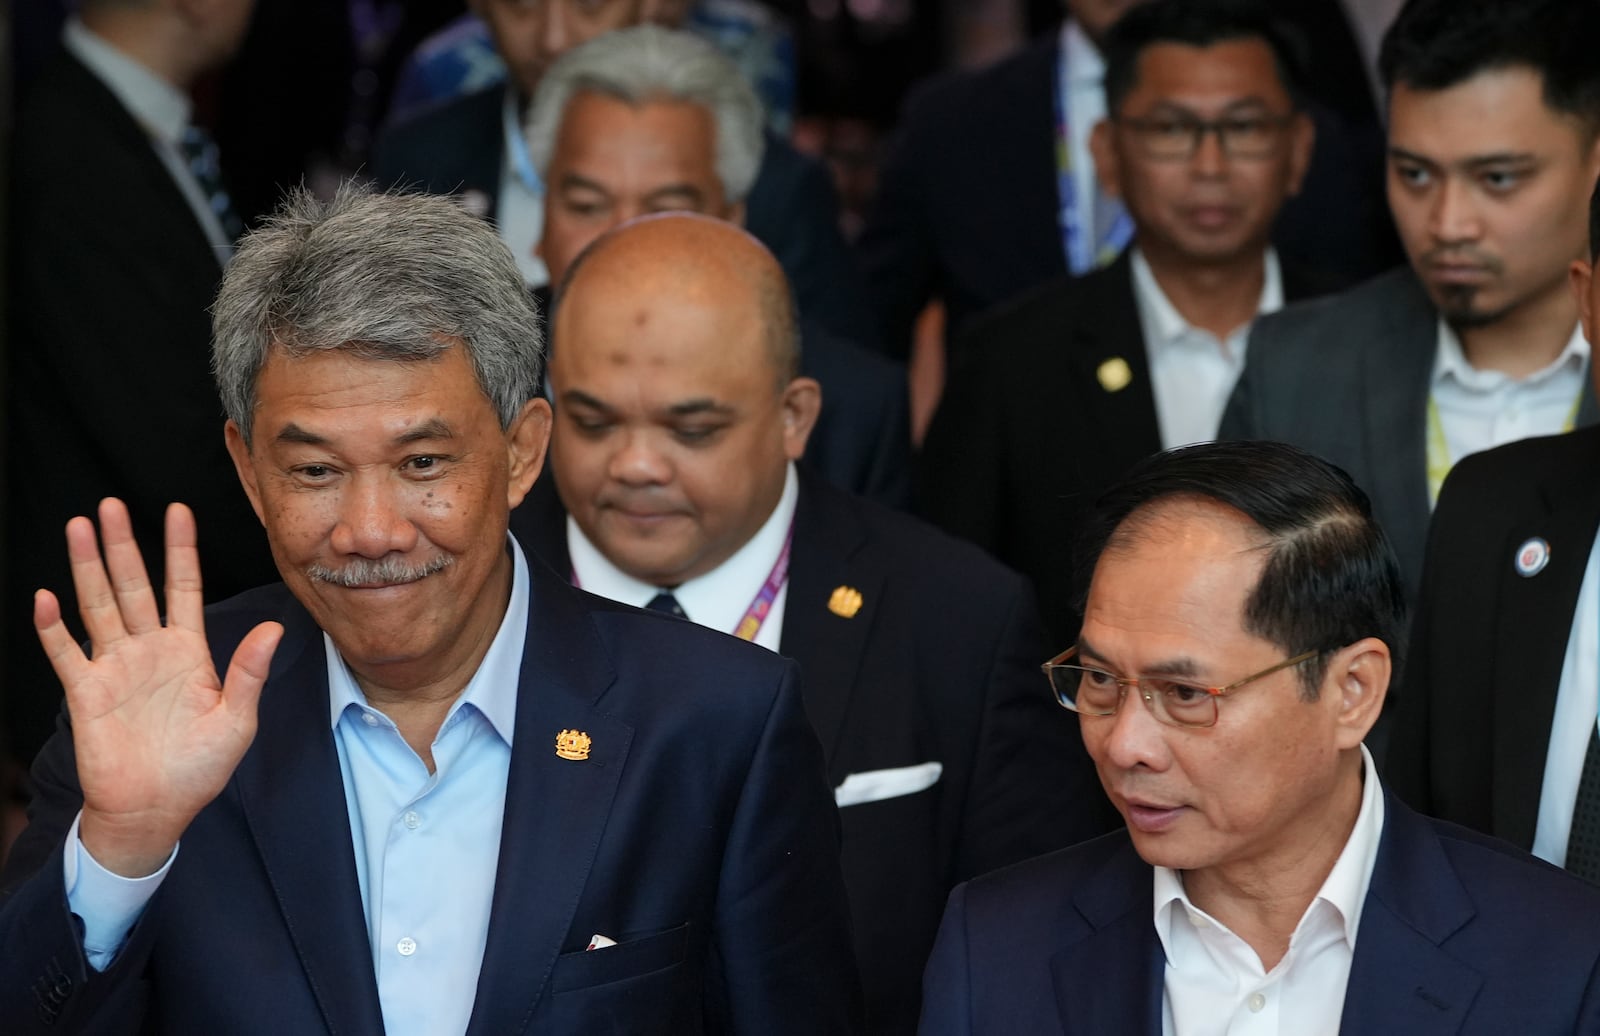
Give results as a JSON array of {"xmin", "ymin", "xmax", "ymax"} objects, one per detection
[
  {"xmin": 919, "ymin": 790, "xmax": 1600, "ymax": 1035},
  {"xmin": 512, "ymin": 467, "xmax": 1114, "ymax": 1034},
  {"xmin": 371, "ymin": 85, "xmax": 875, "ymax": 345},
  {"xmin": 0, "ymin": 558, "xmax": 861, "ymax": 1033}
]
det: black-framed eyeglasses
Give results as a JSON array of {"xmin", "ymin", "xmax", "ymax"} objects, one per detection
[
  {"xmin": 1114, "ymin": 113, "xmax": 1296, "ymax": 160},
  {"xmin": 1040, "ymin": 646, "xmax": 1320, "ymax": 728}
]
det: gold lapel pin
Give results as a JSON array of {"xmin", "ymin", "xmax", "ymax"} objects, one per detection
[
  {"xmin": 828, "ymin": 586, "xmax": 864, "ymax": 619},
  {"xmin": 555, "ymin": 729, "xmax": 592, "ymax": 761},
  {"xmin": 1097, "ymin": 356, "xmax": 1133, "ymax": 394}
]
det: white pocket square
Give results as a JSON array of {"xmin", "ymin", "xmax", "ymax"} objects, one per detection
[{"xmin": 834, "ymin": 761, "xmax": 943, "ymax": 807}]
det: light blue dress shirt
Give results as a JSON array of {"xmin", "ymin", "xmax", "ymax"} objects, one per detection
[{"xmin": 65, "ymin": 540, "xmax": 531, "ymax": 1036}]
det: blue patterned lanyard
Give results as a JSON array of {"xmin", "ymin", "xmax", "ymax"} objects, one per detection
[
  {"xmin": 1053, "ymin": 24, "xmax": 1132, "ymax": 274},
  {"xmin": 502, "ymin": 89, "xmax": 543, "ymax": 195}
]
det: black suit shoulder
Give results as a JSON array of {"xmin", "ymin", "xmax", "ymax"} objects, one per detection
[
  {"xmin": 371, "ymin": 85, "xmax": 503, "ymax": 200},
  {"xmin": 1437, "ymin": 427, "xmax": 1600, "ymax": 516},
  {"xmin": 1249, "ymin": 264, "xmax": 1427, "ymax": 354},
  {"xmin": 901, "ymin": 37, "xmax": 1053, "ymax": 134}
]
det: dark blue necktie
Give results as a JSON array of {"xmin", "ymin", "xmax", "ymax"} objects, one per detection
[
  {"xmin": 178, "ymin": 124, "xmax": 243, "ymax": 242},
  {"xmin": 645, "ymin": 592, "xmax": 687, "ymax": 620},
  {"xmin": 1567, "ymin": 726, "xmax": 1600, "ymax": 883}
]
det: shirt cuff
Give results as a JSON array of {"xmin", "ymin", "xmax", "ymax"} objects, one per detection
[{"xmin": 62, "ymin": 811, "xmax": 177, "ymax": 972}]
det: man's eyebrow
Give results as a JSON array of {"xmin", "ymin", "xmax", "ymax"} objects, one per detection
[
  {"xmin": 274, "ymin": 423, "xmax": 326, "ymax": 446},
  {"xmin": 1077, "ymin": 635, "xmax": 1202, "ymax": 678},
  {"xmin": 665, "ymin": 399, "xmax": 734, "ymax": 418},
  {"xmin": 557, "ymin": 172, "xmax": 612, "ymax": 195},
  {"xmin": 643, "ymin": 184, "xmax": 706, "ymax": 206},
  {"xmin": 560, "ymin": 389, "xmax": 615, "ymax": 413},
  {"xmin": 271, "ymin": 419, "xmax": 456, "ymax": 447},
  {"xmin": 394, "ymin": 418, "xmax": 456, "ymax": 445},
  {"xmin": 1389, "ymin": 146, "xmax": 1538, "ymax": 169}
]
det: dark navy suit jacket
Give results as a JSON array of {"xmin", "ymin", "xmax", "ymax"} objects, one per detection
[
  {"xmin": 919, "ymin": 789, "xmax": 1600, "ymax": 1035},
  {"xmin": 512, "ymin": 467, "xmax": 1114, "ymax": 1034},
  {"xmin": 0, "ymin": 558, "xmax": 861, "ymax": 1033}
]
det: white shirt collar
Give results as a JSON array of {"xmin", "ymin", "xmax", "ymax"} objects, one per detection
[
  {"xmin": 1063, "ymin": 18, "xmax": 1105, "ymax": 85},
  {"xmin": 567, "ymin": 462, "xmax": 799, "ymax": 636},
  {"xmin": 1431, "ymin": 317, "xmax": 1589, "ymax": 392},
  {"xmin": 1153, "ymin": 744, "xmax": 1386, "ymax": 956},
  {"xmin": 1130, "ymin": 247, "xmax": 1284, "ymax": 357},
  {"xmin": 325, "ymin": 535, "xmax": 530, "ymax": 746},
  {"xmin": 63, "ymin": 17, "xmax": 190, "ymax": 144}
]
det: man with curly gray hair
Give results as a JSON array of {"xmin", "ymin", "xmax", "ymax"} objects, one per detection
[{"xmin": 0, "ymin": 183, "xmax": 861, "ymax": 1035}]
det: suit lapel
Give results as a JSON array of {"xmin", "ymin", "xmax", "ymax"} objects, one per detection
[
  {"xmin": 779, "ymin": 472, "xmax": 883, "ymax": 777},
  {"xmin": 1491, "ymin": 444, "xmax": 1600, "ymax": 847},
  {"xmin": 466, "ymin": 567, "xmax": 633, "ymax": 1036},
  {"xmin": 1359, "ymin": 275, "xmax": 1437, "ymax": 576},
  {"xmin": 1049, "ymin": 838, "xmax": 1164, "ymax": 1035},
  {"xmin": 1341, "ymin": 795, "xmax": 1482, "ymax": 1034},
  {"xmin": 1065, "ymin": 256, "xmax": 1163, "ymax": 467},
  {"xmin": 232, "ymin": 599, "xmax": 386, "ymax": 1036}
]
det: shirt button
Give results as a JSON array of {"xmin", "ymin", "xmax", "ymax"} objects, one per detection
[
  {"xmin": 361, "ymin": 712, "xmax": 379, "ymax": 727},
  {"xmin": 403, "ymin": 810, "xmax": 422, "ymax": 830},
  {"xmin": 1247, "ymin": 992, "xmax": 1266, "ymax": 1013},
  {"xmin": 396, "ymin": 937, "xmax": 417, "ymax": 957}
]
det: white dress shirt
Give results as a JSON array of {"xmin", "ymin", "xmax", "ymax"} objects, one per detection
[
  {"xmin": 567, "ymin": 463, "xmax": 798, "ymax": 653},
  {"xmin": 1533, "ymin": 532, "xmax": 1600, "ymax": 867},
  {"xmin": 1131, "ymin": 248, "xmax": 1285, "ymax": 449},
  {"xmin": 497, "ymin": 89, "xmax": 549, "ymax": 287},
  {"xmin": 1155, "ymin": 745, "xmax": 1385, "ymax": 1036},
  {"xmin": 62, "ymin": 18, "xmax": 233, "ymax": 260},
  {"xmin": 66, "ymin": 540, "xmax": 534, "ymax": 1036},
  {"xmin": 1429, "ymin": 320, "xmax": 1588, "ymax": 499}
]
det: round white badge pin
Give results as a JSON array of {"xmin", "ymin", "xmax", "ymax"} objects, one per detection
[{"xmin": 1515, "ymin": 537, "xmax": 1551, "ymax": 578}]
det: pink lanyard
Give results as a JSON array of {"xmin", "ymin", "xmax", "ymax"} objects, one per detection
[{"xmin": 571, "ymin": 518, "xmax": 794, "ymax": 642}]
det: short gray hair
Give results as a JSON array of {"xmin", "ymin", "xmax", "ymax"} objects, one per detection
[
  {"xmin": 213, "ymin": 183, "xmax": 544, "ymax": 444},
  {"xmin": 524, "ymin": 25, "xmax": 766, "ymax": 204}
]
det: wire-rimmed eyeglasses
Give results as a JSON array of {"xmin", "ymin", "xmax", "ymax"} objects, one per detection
[{"xmin": 1040, "ymin": 646, "xmax": 1320, "ymax": 728}]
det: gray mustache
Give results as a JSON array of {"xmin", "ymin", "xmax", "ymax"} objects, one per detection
[{"xmin": 306, "ymin": 554, "xmax": 454, "ymax": 588}]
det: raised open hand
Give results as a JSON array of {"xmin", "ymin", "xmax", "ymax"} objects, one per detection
[{"xmin": 33, "ymin": 499, "xmax": 282, "ymax": 877}]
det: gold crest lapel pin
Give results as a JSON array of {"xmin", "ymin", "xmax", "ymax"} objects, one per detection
[
  {"xmin": 555, "ymin": 729, "xmax": 592, "ymax": 761},
  {"xmin": 828, "ymin": 586, "xmax": 864, "ymax": 619},
  {"xmin": 1097, "ymin": 356, "xmax": 1133, "ymax": 394}
]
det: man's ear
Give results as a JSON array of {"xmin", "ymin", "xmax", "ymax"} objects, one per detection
[
  {"xmin": 1283, "ymin": 110, "xmax": 1316, "ymax": 198},
  {"xmin": 1328, "ymin": 637, "xmax": 1391, "ymax": 750},
  {"xmin": 1088, "ymin": 119, "xmax": 1123, "ymax": 201},
  {"xmin": 1571, "ymin": 259, "xmax": 1596, "ymax": 347},
  {"xmin": 505, "ymin": 397, "xmax": 554, "ymax": 509},
  {"xmin": 224, "ymin": 420, "xmax": 266, "ymax": 525},
  {"xmin": 779, "ymin": 377, "xmax": 822, "ymax": 461}
]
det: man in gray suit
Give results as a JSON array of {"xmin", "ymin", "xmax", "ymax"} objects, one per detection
[{"xmin": 1221, "ymin": 0, "xmax": 1600, "ymax": 602}]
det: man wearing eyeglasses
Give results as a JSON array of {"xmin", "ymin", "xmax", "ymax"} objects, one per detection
[
  {"xmin": 918, "ymin": 0, "xmax": 1328, "ymax": 649},
  {"xmin": 919, "ymin": 439, "xmax": 1600, "ymax": 1035}
]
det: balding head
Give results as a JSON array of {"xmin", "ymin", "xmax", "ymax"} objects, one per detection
[
  {"xmin": 559, "ymin": 212, "xmax": 799, "ymax": 386},
  {"xmin": 547, "ymin": 214, "xmax": 820, "ymax": 586}
]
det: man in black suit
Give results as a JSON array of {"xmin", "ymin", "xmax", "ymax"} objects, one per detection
[
  {"xmin": 524, "ymin": 26, "xmax": 910, "ymax": 506},
  {"xmin": 370, "ymin": 0, "xmax": 871, "ymax": 343},
  {"xmin": 917, "ymin": 0, "xmax": 1326, "ymax": 648},
  {"xmin": 5, "ymin": 0, "xmax": 276, "ymax": 766},
  {"xmin": 510, "ymin": 212, "xmax": 1112, "ymax": 1034},
  {"xmin": 1387, "ymin": 177, "xmax": 1600, "ymax": 883},
  {"xmin": 857, "ymin": 0, "xmax": 1395, "ymax": 362}
]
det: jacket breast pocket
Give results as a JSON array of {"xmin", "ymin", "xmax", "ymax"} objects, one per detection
[{"xmin": 549, "ymin": 922, "xmax": 691, "ymax": 994}]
